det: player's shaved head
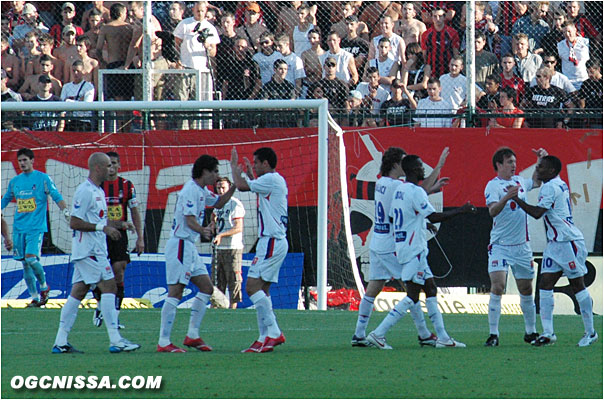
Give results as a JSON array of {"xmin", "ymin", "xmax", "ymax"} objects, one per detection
[{"xmin": 89, "ymin": 152, "xmax": 110, "ymax": 169}]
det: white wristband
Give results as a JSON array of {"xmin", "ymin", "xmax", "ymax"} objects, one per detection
[{"xmin": 95, "ymin": 222, "xmax": 106, "ymax": 232}]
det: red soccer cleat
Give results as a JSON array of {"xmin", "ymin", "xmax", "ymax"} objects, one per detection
[
  {"xmin": 183, "ymin": 336, "xmax": 212, "ymax": 352},
  {"xmin": 156, "ymin": 343, "xmax": 186, "ymax": 353},
  {"xmin": 39, "ymin": 287, "xmax": 50, "ymax": 306},
  {"xmin": 260, "ymin": 333, "xmax": 286, "ymax": 353},
  {"xmin": 241, "ymin": 340, "xmax": 263, "ymax": 353}
]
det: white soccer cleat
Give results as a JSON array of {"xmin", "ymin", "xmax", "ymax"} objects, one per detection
[
  {"xmin": 578, "ymin": 331, "xmax": 598, "ymax": 347},
  {"xmin": 532, "ymin": 333, "xmax": 557, "ymax": 347},
  {"xmin": 435, "ymin": 337, "xmax": 466, "ymax": 348},
  {"xmin": 366, "ymin": 332, "xmax": 393, "ymax": 350},
  {"xmin": 109, "ymin": 338, "xmax": 141, "ymax": 353}
]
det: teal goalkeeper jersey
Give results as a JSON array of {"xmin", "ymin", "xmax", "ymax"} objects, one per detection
[{"xmin": 1, "ymin": 170, "xmax": 64, "ymax": 233}]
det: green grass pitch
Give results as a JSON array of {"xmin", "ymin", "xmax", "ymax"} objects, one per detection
[{"xmin": 1, "ymin": 308, "xmax": 602, "ymax": 399}]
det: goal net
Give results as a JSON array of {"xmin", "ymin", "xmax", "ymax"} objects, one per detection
[{"xmin": 1, "ymin": 100, "xmax": 363, "ymax": 310}]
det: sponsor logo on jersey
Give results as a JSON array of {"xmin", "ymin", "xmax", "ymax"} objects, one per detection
[
  {"xmin": 492, "ymin": 260, "xmax": 498, "ymax": 267},
  {"xmin": 186, "ymin": 200, "xmax": 194, "ymax": 208},
  {"xmin": 568, "ymin": 261, "xmax": 576, "ymax": 270},
  {"xmin": 251, "ymin": 256, "xmax": 259, "ymax": 266},
  {"xmin": 74, "ymin": 200, "xmax": 81, "ymax": 209},
  {"xmin": 510, "ymin": 201, "xmax": 517, "ymax": 210},
  {"xmin": 420, "ymin": 202, "xmax": 428, "ymax": 209}
]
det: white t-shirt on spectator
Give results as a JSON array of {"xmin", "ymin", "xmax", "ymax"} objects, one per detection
[
  {"xmin": 293, "ymin": 24, "xmax": 314, "ymax": 56},
  {"xmin": 372, "ymin": 33, "xmax": 404, "ymax": 61},
  {"xmin": 356, "ymin": 81, "xmax": 391, "ymax": 115},
  {"xmin": 320, "ymin": 49, "xmax": 355, "ymax": 82},
  {"xmin": 213, "ymin": 197, "xmax": 245, "ymax": 250},
  {"xmin": 414, "ymin": 97, "xmax": 455, "ymax": 127},
  {"xmin": 279, "ymin": 51, "xmax": 306, "ymax": 85},
  {"xmin": 61, "ymin": 80, "xmax": 95, "ymax": 120},
  {"xmin": 529, "ymin": 71, "xmax": 576, "ymax": 93},
  {"xmin": 253, "ymin": 51, "xmax": 284, "ymax": 84},
  {"xmin": 439, "ymin": 73, "xmax": 483, "ymax": 110},
  {"xmin": 173, "ymin": 18, "xmax": 220, "ymax": 71},
  {"xmin": 557, "ymin": 37, "xmax": 589, "ymax": 89}
]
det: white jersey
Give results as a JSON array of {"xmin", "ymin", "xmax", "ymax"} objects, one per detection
[
  {"xmin": 537, "ymin": 176, "xmax": 584, "ymax": 242},
  {"xmin": 293, "ymin": 24, "xmax": 314, "ymax": 56},
  {"xmin": 370, "ymin": 176, "xmax": 403, "ymax": 254},
  {"xmin": 390, "ymin": 182, "xmax": 435, "ymax": 264},
  {"xmin": 414, "ymin": 97, "xmax": 455, "ymax": 127},
  {"xmin": 171, "ymin": 179, "xmax": 219, "ymax": 243},
  {"xmin": 213, "ymin": 197, "xmax": 245, "ymax": 250},
  {"xmin": 246, "ymin": 172, "xmax": 288, "ymax": 239},
  {"xmin": 173, "ymin": 18, "xmax": 220, "ymax": 71},
  {"xmin": 253, "ymin": 51, "xmax": 283, "ymax": 84},
  {"xmin": 71, "ymin": 179, "xmax": 109, "ymax": 261},
  {"xmin": 485, "ymin": 175, "xmax": 534, "ymax": 245}
]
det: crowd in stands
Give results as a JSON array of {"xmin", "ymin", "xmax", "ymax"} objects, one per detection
[{"xmin": 1, "ymin": 1, "xmax": 602, "ymax": 130}]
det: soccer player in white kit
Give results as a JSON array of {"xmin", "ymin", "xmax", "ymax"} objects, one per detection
[
  {"xmin": 231, "ymin": 147, "xmax": 289, "ymax": 353},
  {"xmin": 352, "ymin": 147, "xmax": 450, "ymax": 347},
  {"xmin": 157, "ymin": 155, "xmax": 235, "ymax": 353},
  {"xmin": 512, "ymin": 155, "xmax": 597, "ymax": 347},
  {"xmin": 483, "ymin": 147, "xmax": 547, "ymax": 347},
  {"xmin": 367, "ymin": 155, "xmax": 476, "ymax": 349},
  {"xmin": 52, "ymin": 153, "xmax": 140, "ymax": 354}
]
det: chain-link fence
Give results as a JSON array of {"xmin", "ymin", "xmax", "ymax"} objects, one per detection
[{"xmin": 2, "ymin": 1, "xmax": 602, "ymax": 131}]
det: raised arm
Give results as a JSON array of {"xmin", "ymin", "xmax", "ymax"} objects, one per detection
[
  {"xmin": 230, "ymin": 147, "xmax": 251, "ymax": 192},
  {"xmin": 421, "ymin": 147, "xmax": 449, "ymax": 194}
]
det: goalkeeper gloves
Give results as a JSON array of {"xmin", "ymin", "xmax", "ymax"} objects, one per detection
[{"xmin": 63, "ymin": 208, "xmax": 71, "ymax": 223}]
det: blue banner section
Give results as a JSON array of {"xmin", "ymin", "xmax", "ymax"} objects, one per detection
[{"xmin": 1, "ymin": 253, "xmax": 304, "ymax": 309}]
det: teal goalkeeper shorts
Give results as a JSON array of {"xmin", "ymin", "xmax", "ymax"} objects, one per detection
[{"xmin": 13, "ymin": 232, "xmax": 44, "ymax": 260}]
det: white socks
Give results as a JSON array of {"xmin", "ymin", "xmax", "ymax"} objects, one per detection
[
  {"xmin": 539, "ymin": 289, "xmax": 554, "ymax": 336},
  {"xmin": 354, "ymin": 295, "xmax": 375, "ymax": 338},
  {"xmin": 250, "ymin": 291, "xmax": 280, "ymax": 339},
  {"xmin": 575, "ymin": 289, "xmax": 594, "ymax": 335},
  {"xmin": 373, "ymin": 296, "xmax": 414, "ymax": 338},
  {"xmin": 54, "ymin": 296, "xmax": 81, "ymax": 346},
  {"xmin": 409, "ymin": 302, "xmax": 431, "ymax": 339},
  {"xmin": 426, "ymin": 296, "xmax": 450, "ymax": 341},
  {"xmin": 187, "ymin": 292, "xmax": 211, "ymax": 339},
  {"xmin": 519, "ymin": 294, "xmax": 537, "ymax": 334},
  {"xmin": 101, "ymin": 293, "xmax": 122, "ymax": 344},
  {"xmin": 488, "ymin": 293, "xmax": 502, "ymax": 336},
  {"xmin": 158, "ymin": 297, "xmax": 179, "ymax": 347}
]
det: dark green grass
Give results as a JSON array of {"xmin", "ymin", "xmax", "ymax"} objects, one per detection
[{"xmin": 1, "ymin": 308, "xmax": 602, "ymax": 399}]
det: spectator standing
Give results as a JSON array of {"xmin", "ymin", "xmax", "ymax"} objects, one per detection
[
  {"xmin": 26, "ymin": 34, "xmax": 64, "ymax": 83},
  {"xmin": 53, "ymin": 25, "xmax": 79, "ymax": 66},
  {"xmin": 340, "ymin": 15, "xmax": 370, "ymax": 77},
  {"xmin": 365, "ymin": 37, "xmax": 400, "ymax": 91},
  {"xmin": 529, "ymin": 53, "xmax": 575, "ymax": 94},
  {"xmin": 500, "ymin": 53, "xmax": 525, "ymax": 105},
  {"xmin": 49, "ymin": 3, "xmax": 84, "ymax": 49},
  {"xmin": 414, "ymin": 77, "xmax": 455, "ymax": 127},
  {"xmin": 477, "ymin": 73, "xmax": 501, "ymax": 112},
  {"xmin": 21, "ymin": 31, "xmax": 42, "ymax": 75},
  {"xmin": 319, "ymin": 31, "xmax": 358, "ymax": 88},
  {"xmin": 576, "ymin": 59, "xmax": 603, "ymax": 129},
  {"xmin": 291, "ymin": 4, "xmax": 314, "ymax": 56},
  {"xmin": 557, "ymin": 21, "xmax": 589, "ymax": 91},
  {"xmin": 276, "ymin": 2, "xmax": 315, "ymax": 38},
  {"xmin": 401, "ymin": 42, "xmax": 431, "ymax": 102},
  {"xmin": 222, "ymin": 37, "xmax": 261, "ymax": 101},
  {"xmin": 95, "ymin": 3, "xmax": 133, "ymax": 100},
  {"xmin": 215, "ymin": 12, "xmax": 238, "ymax": 93},
  {"xmin": 235, "ymin": 2, "xmax": 267, "ymax": 52},
  {"xmin": 421, "ymin": 6, "xmax": 460, "ymax": 79},
  {"xmin": 521, "ymin": 67, "xmax": 572, "ymax": 128},
  {"xmin": 540, "ymin": 9, "xmax": 567, "ymax": 56},
  {"xmin": 1, "ymin": 69, "xmax": 22, "ymax": 102},
  {"xmin": 474, "ymin": 30, "xmax": 500, "ymax": 89},
  {"xmin": 173, "ymin": 1, "xmax": 219, "ymax": 128},
  {"xmin": 310, "ymin": 57, "xmax": 348, "ymax": 112},
  {"xmin": 1, "ymin": 36, "xmax": 21, "ymax": 90},
  {"xmin": 439, "ymin": 56, "xmax": 484, "ymax": 112},
  {"xmin": 162, "ymin": 1, "xmax": 185, "ymax": 34},
  {"xmin": 60, "ymin": 60, "xmax": 95, "ymax": 131},
  {"xmin": 253, "ymin": 32, "xmax": 282, "ymax": 86},
  {"xmin": 396, "ymin": 2, "xmax": 427, "ymax": 45},
  {"xmin": 488, "ymin": 86, "xmax": 524, "ymax": 129},
  {"xmin": 511, "ymin": 2, "xmax": 550, "ymax": 54},
  {"xmin": 380, "ymin": 78, "xmax": 416, "ymax": 126},
  {"xmin": 211, "ymin": 178, "xmax": 245, "ymax": 309},
  {"xmin": 261, "ymin": 59, "xmax": 295, "ymax": 100},
  {"xmin": 300, "ymin": 29, "xmax": 325, "ymax": 93},
  {"xmin": 82, "ymin": 8, "xmax": 104, "ymax": 61},
  {"xmin": 368, "ymin": 15, "xmax": 406, "ymax": 65},
  {"xmin": 64, "ymin": 37, "xmax": 99, "ymax": 89},
  {"xmin": 360, "ymin": 1, "xmax": 402, "ymax": 38},
  {"xmin": 565, "ymin": 1, "xmax": 601, "ymax": 45},
  {"xmin": 513, "ymin": 33, "xmax": 542, "ymax": 83},
  {"xmin": 275, "ymin": 34, "xmax": 305, "ymax": 98},
  {"xmin": 331, "ymin": 3, "xmax": 369, "ymax": 43},
  {"xmin": 6, "ymin": 1, "xmax": 25, "ymax": 36},
  {"xmin": 81, "ymin": 1, "xmax": 110, "ymax": 32},
  {"xmin": 9, "ymin": 3, "xmax": 48, "ymax": 57}
]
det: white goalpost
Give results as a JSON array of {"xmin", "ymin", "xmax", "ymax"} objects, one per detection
[{"xmin": 1, "ymin": 99, "xmax": 365, "ymax": 310}]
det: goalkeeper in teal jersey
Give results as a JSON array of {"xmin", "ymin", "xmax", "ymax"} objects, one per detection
[{"xmin": 1, "ymin": 148, "xmax": 70, "ymax": 307}]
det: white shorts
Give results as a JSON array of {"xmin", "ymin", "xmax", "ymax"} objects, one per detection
[
  {"xmin": 248, "ymin": 237, "xmax": 288, "ymax": 283},
  {"xmin": 368, "ymin": 250, "xmax": 401, "ymax": 281},
  {"xmin": 72, "ymin": 255, "xmax": 114, "ymax": 285},
  {"xmin": 165, "ymin": 237, "xmax": 208, "ymax": 286},
  {"xmin": 542, "ymin": 240, "xmax": 587, "ymax": 280},
  {"xmin": 487, "ymin": 242, "xmax": 534, "ymax": 280},
  {"xmin": 401, "ymin": 250, "xmax": 433, "ymax": 285}
]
